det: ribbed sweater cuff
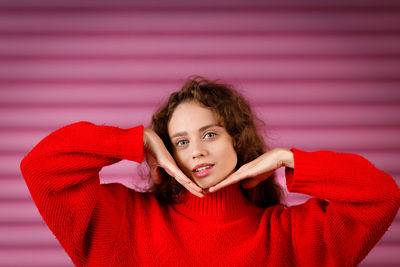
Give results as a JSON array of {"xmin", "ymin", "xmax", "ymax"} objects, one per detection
[
  {"xmin": 117, "ymin": 125, "xmax": 145, "ymax": 163},
  {"xmin": 285, "ymin": 148, "xmax": 325, "ymax": 194}
]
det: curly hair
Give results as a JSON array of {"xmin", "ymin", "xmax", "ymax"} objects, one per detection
[{"xmin": 149, "ymin": 76, "xmax": 284, "ymax": 209}]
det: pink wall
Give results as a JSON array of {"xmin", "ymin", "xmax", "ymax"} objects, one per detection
[{"xmin": 1, "ymin": 0, "xmax": 399, "ymax": 266}]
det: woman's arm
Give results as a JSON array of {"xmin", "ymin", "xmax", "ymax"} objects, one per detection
[
  {"xmin": 210, "ymin": 148, "xmax": 400, "ymax": 266},
  {"xmin": 20, "ymin": 121, "xmax": 145, "ymax": 265},
  {"xmin": 285, "ymin": 149, "xmax": 400, "ymax": 266}
]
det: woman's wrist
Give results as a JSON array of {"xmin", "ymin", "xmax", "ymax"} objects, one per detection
[
  {"xmin": 143, "ymin": 128, "xmax": 148, "ymax": 151},
  {"xmin": 143, "ymin": 128, "xmax": 155, "ymax": 152},
  {"xmin": 276, "ymin": 148, "xmax": 294, "ymax": 169}
]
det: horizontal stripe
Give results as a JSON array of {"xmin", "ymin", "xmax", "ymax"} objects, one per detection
[
  {"xmin": 1, "ymin": 82, "xmax": 400, "ymax": 105},
  {"xmin": 0, "ymin": 13, "xmax": 399, "ymax": 32},
  {"xmin": 0, "ymin": 247, "xmax": 71, "ymax": 266},
  {"xmin": 359, "ymin": 244, "xmax": 400, "ymax": 266},
  {"xmin": 1, "ymin": 0, "xmax": 400, "ymax": 9},
  {"xmin": 3, "ymin": 55, "xmax": 400, "ymax": 61},
  {"xmin": 1, "ymin": 102, "xmax": 399, "ymax": 108},
  {"xmin": 2, "ymin": 31, "xmax": 400, "ymax": 37},
  {"xmin": 1, "ymin": 105, "xmax": 398, "ymax": 127},
  {"xmin": 1, "ymin": 59, "xmax": 399, "ymax": 80},
  {"xmin": 1, "ymin": 7, "xmax": 400, "ymax": 14},
  {"xmin": 1, "ymin": 35, "xmax": 400, "ymax": 56}
]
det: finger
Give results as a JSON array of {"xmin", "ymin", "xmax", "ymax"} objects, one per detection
[
  {"xmin": 183, "ymin": 184, "xmax": 205, "ymax": 198},
  {"xmin": 167, "ymin": 167, "xmax": 192, "ymax": 185},
  {"xmin": 174, "ymin": 174, "xmax": 204, "ymax": 197},
  {"xmin": 162, "ymin": 165, "xmax": 204, "ymax": 196},
  {"xmin": 173, "ymin": 175, "xmax": 205, "ymax": 197},
  {"xmin": 163, "ymin": 164, "xmax": 203, "ymax": 190},
  {"xmin": 208, "ymin": 171, "xmax": 242, "ymax": 193},
  {"xmin": 153, "ymin": 165, "xmax": 204, "ymax": 197},
  {"xmin": 208, "ymin": 163, "xmax": 256, "ymax": 192}
]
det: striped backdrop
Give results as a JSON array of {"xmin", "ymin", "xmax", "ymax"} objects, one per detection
[{"xmin": 1, "ymin": 0, "xmax": 399, "ymax": 266}]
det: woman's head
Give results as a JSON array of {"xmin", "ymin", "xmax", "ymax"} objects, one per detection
[
  {"xmin": 168, "ymin": 101, "xmax": 238, "ymax": 189},
  {"xmin": 150, "ymin": 76, "xmax": 283, "ymax": 208}
]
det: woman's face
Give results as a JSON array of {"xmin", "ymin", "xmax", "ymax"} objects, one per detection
[{"xmin": 168, "ymin": 101, "xmax": 238, "ymax": 189}]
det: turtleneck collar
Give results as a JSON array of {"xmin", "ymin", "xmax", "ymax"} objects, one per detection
[{"xmin": 172, "ymin": 183, "xmax": 261, "ymax": 220}]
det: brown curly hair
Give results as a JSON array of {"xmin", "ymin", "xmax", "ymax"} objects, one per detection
[{"xmin": 150, "ymin": 76, "xmax": 284, "ymax": 209}]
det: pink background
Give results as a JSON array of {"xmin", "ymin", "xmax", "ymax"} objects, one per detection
[{"xmin": 1, "ymin": 0, "xmax": 399, "ymax": 266}]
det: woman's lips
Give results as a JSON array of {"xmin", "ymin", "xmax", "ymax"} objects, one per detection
[{"xmin": 192, "ymin": 164, "xmax": 214, "ymax": 178}]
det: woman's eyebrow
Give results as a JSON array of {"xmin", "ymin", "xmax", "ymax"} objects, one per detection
[
  {"xmin": 170, "ymin": 124, "xmax": 220, "ymax": 139},
  {"xmin": 171, "ymin": 131, "xmax": 187, "ymax": 139},
  {"xmin": 198, "ymin": 124, "xmax": 220, "ymax": 132}
]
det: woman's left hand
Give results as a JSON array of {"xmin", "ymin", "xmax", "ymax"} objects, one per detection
[{"xmin": 208, "ymin": 148, "xmax": 294, "ymax": 193}]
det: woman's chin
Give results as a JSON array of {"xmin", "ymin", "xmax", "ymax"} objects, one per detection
[{"xmin": 193, "ymin": 177, "xmax": 225, "ymax": 191}]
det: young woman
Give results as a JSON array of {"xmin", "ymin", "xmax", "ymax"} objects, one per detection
[{"xmin": 21, "ymin": 77, "xmax": 400, "ymax": 266}]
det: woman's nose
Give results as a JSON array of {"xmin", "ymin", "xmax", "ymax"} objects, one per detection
[{"xmin": 191, "ymin": 140, "xmax": 207, "ymax": 159}]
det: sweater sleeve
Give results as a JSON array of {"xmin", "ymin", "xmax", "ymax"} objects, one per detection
[
  {"xmin": 285, "ymin": 148, "xmax": 400, "ymax": 267},
  {"xmin": 20, "ymin": 121, "xmax": 145, "ymax": 265}
]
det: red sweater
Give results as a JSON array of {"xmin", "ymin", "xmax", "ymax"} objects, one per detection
[{"xmin": 20, "ymin": 122, "xmax": 400, "ymax": 267}]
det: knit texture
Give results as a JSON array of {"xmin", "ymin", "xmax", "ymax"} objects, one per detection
[{"xmin": 20, "ymin": 122, "xmax": 400, "ymax": 266}]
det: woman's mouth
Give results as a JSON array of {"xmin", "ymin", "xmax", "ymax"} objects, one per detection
[{"xmin": 192, "ymin": 163, "xmax": 214, "ymax": 178}]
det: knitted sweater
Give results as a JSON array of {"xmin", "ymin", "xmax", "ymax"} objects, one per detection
[{"xmin": 20, "ymin": 121, "xmax": 400, "ymax": 267}]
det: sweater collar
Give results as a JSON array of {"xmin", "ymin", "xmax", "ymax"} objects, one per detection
[{"xmin": 173, "ymin": 183, "xmax": 260, "ymax": 219}]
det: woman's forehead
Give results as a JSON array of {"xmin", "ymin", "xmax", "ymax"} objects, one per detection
[{"xmin": 168, "ymin": 102, "xmax": 220, "ymax": 135}]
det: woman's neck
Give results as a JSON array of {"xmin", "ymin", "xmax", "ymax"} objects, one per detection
[{"xmin": 173, "ymin": 183, "xmax": 262, "ymax": 220}]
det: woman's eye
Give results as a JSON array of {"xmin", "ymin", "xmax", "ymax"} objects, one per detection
[
  {"xmin": 204, "ymin": 132, "xmax": 216, "ymax": 139},
  {"xmin": 176, "ymin": 140, "xmax": 188, "ymax": 147}
]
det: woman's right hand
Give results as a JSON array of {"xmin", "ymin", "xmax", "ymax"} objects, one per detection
[{"xmin": 143, "ymin": 128, "xmax": 204, "ymax": 198}]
